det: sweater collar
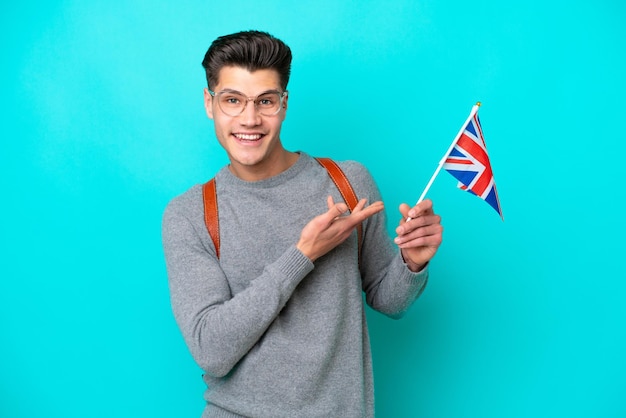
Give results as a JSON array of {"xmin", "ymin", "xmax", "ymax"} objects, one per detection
[{"xmin": 216, "ymin": 152, "xmax": 312, "ymax": 189}]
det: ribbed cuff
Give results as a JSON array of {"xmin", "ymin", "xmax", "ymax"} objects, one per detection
[
  {"xmin": 398, "ymin": 253, "xmax": 429, "ymax": 285},
  {"xmin": 272, "ymin": 245, "xmax": 314, "ymax": 295}
]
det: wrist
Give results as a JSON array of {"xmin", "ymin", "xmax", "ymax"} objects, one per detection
[
  {"xmin": 296, "ymin": 241, "xmax": 316, "ymax": 262},
  {"xmin": 401, "ymin": 250, "xmax": 426, "ymax": 272}
]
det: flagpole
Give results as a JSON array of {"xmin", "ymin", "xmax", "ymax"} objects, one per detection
[{"xmin": 406, "ymin": 102, "xmax": 481, "ymax": 222}]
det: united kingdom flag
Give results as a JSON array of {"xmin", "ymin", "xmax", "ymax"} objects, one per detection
[{"xmin": 442, "ymin": 112, "xmax": 503, "ymax": 219}]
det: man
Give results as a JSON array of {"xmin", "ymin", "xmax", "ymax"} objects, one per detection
[{"xmin": 162, "ymin": 30, "xmax": 443, "ymax": 418}]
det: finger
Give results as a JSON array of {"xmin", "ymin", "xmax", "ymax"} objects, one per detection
[
  {"xmin": 399, "ymin": 200, "xmax": 436, "ymax": 228},
  {"xmin": 328, "ymin": 202, "xmax": 349, "ymax": 219},
  {"xmin": 398, "ymin": 202, "xmax": 429, "ymax": 224},
  {"xmin": 323, "ymin": 196, "xmax": 348, "ymax": 219},
  {"xmin": 330, "ymin": 200, "xmax": 383, "ymax": 231},
  {"xmin": 347, "ymin": 201, "xmax": 384, "ymax": 224},
  {"xmin": 396, "ymin": 230, "xmax": 443, "ymax": 249},
  {"xmin": 399, "ymin": 203, "xmax": 411, "ymax": 222},
  {"xmin": 352, "ymin": 198, "xmax": 369, "ymax": 212},
  {"xmin": 327, "ymin": 195, "xmax": 335, "ymax": 210},
  {"xmin": 311, "ymin": 202, "xmax": 349, "ymax": 231},
  {"xmin": 407, "ymin": 199, "xmax": 433, "ymax": 219},
  {"xmin": 396, "ymin": 214, "xmax": 441, "ymax": 236},
  {"xmin": 395, "ymin": 222, "xmax": 443, "ymax": 246}
]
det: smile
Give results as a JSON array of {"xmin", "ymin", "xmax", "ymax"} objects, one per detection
[{"xmin": 234, "ymin": 133, "xmax": 263, "ymax": 141}]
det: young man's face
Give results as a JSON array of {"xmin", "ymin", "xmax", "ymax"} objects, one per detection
[{"xmin": 204, "ymin": 66, "xmax": 289, "ymax": 180}]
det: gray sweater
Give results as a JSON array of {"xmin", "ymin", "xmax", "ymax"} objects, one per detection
[{"xmin": 162, "ymin": 153, "xmax": 428, "ymax": 418}]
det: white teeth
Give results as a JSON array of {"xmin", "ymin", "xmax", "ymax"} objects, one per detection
[{"xmin": 235, "ymin": 134, "xmax": 262, "ymax": 140}]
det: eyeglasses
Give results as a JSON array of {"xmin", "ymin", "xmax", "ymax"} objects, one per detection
[{"xmin": 207, "ymin": 89, "xmax": 287, "ymax": 117}]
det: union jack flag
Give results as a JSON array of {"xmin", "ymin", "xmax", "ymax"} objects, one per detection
[{"xmin": 442, "ymin": 112, "xmax": 503, "ymax": 218}]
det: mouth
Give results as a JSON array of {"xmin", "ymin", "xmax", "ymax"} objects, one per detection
[{"xmin": 233, "ymin": 133, "xmax": 264, "ymax": 143}]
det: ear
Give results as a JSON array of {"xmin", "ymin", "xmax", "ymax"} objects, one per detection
[
  {"xmin": 204, "ymin": 88, "xmax": 214, "ymax": 119},
  {"xmin": 282, "ymin": 92, "xmax": 289, "ymax": 113}
]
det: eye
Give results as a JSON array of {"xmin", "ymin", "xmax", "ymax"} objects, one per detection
[
  {"xmin": 223, "ymin": 95, "xmax": 241, "ymax": 105},
  {"xmin": 257, "ymin": 94, "xmax": 278, "ymax": 107}
]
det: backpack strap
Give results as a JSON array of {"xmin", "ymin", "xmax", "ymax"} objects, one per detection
[
  {"xmin": 202, "ymin": 157, "xmax": 362, "ymax": 260},
  {"xmin": 314, "ymin": 157, "xmax": 363, "ymax": 258},
  {"xmin": 202, "ymin": 178, "xmax": 220, "ymax": 259}
]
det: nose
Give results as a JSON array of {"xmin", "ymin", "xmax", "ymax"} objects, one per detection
[{"xmin": 239, "ymin": 98, "xmax": 261, "ymax": 126}]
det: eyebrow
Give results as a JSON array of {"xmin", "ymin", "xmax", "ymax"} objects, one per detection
[{"xmin": 219, "ymin": 88, "xmax": 282, "ymax": 96}]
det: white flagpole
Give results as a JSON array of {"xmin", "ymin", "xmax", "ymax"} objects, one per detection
[{"xmin": 406, "ymin": 102, "xmax": 481, "ymax": 222}]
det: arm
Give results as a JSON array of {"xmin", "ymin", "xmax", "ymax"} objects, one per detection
[
  {"xmin": 162, "ymin": 193, "xmax": 383, "ymax": 377},
  {"xmin": 349, "ymin": 164, "xmax": 442, "ymax": 318},
  {"xmin": 162, "ymin": 203, "xmax": 313, "ymax": 377}
]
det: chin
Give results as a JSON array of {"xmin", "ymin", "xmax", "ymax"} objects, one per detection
[{"xmin": 230, "ymin": 152, "xmax": 266, "ymax": 167}]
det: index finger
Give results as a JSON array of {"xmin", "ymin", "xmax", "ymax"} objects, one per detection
[
  {"xmin": 407, "ymin": 199, "xmax": 434, "ymax": 219},
  {"xmin": 349, "ymin": 200, "xmax": 384, "ymax": 224}
]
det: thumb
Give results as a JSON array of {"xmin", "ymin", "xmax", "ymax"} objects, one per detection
[
  {"xmin": 327, "ymin": 195, "xmax": 348, "ymax": 216},
  {"xmin": 331, "ymin": 202, "xmax": 349, "ymax": 217}
]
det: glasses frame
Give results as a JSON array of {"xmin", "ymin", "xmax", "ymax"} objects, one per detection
[{"xmin": 207, "ymin": 88, "xmax": 288, "ymax": 117}]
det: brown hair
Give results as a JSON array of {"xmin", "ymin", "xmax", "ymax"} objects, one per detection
[{"xmin": 201, "ymin": 30, "xmax": 292, "ymax": 90}]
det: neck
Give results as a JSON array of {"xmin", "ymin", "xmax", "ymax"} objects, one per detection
[{"xmin": 229, "ymin": 150, "xmax": 299, "ymax": 182}]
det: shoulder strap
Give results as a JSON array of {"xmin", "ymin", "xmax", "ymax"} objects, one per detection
[
  {"xmin": 314, "ymin": 157, "xmax": 363, "ymax": 258},
  {"xmin": 202, "ymin": 157, "xmax": 362, "ymax": 260},
  {"xmin": 202, "ymin": 178, "xmax": 220, "ymax": 259}
]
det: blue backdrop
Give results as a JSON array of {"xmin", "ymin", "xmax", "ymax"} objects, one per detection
[{"xmin": 2, "ymin": 1, "xmax": 625, "ymax": 417}]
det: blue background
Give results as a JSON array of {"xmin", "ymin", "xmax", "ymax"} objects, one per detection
[{"xmin": 2, "ymin": 1, "xmax": 625, "ymax": 417}]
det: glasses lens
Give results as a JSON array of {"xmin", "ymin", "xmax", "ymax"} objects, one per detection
[
  {"xmin": 255, "ymin": 93, "xmax": 281, "ymax": 116},
  {"xmin": 217, "ymin": 92, "xmax": 246, "ymax": 117}
]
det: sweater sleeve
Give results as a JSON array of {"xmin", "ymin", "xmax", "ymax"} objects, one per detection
[
  {"xmin": 347, "ymin": 163, "xmax": 429, "ymax": 319},
  {"xmin": 162, "ymin": 197, "xmax": 314, "ymax": 377}
]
